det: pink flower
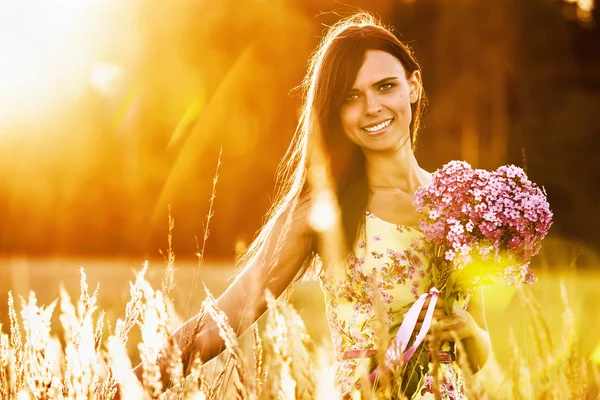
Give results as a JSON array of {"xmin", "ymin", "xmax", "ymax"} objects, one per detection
[
  {"xmin": 410, "ymin": 280, "xmax": 420, "ymax": 298},
  {"xmin": 501, "ymin": 264, "xmax": 538, "ymax": 286},
  {"xmin": 407, "ymin": 265, "xmax": 417, "ymax": 279},
  {"xmin": 519, "ymin": 265, "xmax": 538, "ymax": 284},
  {"xmin": 413, "ymin": 161, "xmax": 552, "ymax": 292},
  {"xmin": 423, "ymin": 375, "xmax": 434, "ymax": 392},
  {"xmin": 429, "ymin": 209, "xmax": 440, "ymax": 220},
  {"xmin": 465, "ymin": 220, "xmax": 474, "ymax": 232}
]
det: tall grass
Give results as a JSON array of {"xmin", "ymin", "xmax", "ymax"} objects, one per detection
[{"xmin": 0, "ymin": 260, "xmax": 598, "ymax": 399}]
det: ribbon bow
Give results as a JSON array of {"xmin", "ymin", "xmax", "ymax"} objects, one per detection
[{"xmin": 368, "ymin": 286, "xmax": 440, "ymax": 383}]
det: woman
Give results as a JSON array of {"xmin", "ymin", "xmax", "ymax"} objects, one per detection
[{"xmin": 133, "ymin": 12, "xmax": 490, "ymax": 399}]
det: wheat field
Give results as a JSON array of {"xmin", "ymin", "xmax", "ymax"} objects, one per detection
[{"xmin": 0, "ymin": 244, "xmax": 598, "ymax": 399}]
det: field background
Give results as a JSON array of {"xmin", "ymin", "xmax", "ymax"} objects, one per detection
[{"xmin": 2, "ymin": 234, "xmax": 599, "ymax": 396}]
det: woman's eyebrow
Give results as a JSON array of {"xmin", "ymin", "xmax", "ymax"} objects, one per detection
[
  {"xmin": 372, "ymin": 76, "xmax": 398, "ymax": 86},
  {"xmin": 350, "ymin": 76, "xmax": 398, "ymax": 92}
]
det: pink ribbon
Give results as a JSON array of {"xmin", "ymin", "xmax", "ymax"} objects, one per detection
[{"xmin": 368, "ymin": 286, "xmax": 439, "ymax": 383}]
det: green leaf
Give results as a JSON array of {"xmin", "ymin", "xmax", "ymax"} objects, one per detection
[
  {"xmin": 398, "ymin": 343, "xmax": 429, "ymax": 399},
  {"xmin": 401, "ymin": 356, "xmax": 422, "ymax": 399},
  {"xmin": 444, "ymin": 273, "xmax": 455, "ymax": 297},
  {"xmin": 418, "ymin": 345, "xmax": 430, "ymax": 375},
  {"xmin": 430, "ymin": 260, "xmax": 438, "ymax": 285},
  {"xmin": 444, "ymin": 296, "xmax": 456, "ymax": 316}
]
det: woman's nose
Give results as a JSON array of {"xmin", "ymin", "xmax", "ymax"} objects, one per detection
[{"xmin": 364, "ymin": 95, "xmax": 382, "ymax": 116}]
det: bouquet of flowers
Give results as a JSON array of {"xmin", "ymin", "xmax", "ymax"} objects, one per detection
[
  {"xmin": 412, "ymin": 160, "xmax": 553, "ymax": 313},
  {"xmin": 371, "ymin": 161, "xmax": 553, "ymax": 392}
]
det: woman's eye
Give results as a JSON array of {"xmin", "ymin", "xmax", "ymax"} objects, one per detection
[
  {"xmin": 380, "ymin": 83, "xmax": 395, "ymax": 91},
  {"xmin": 346, "ymin": 93, "xmax": 359, "ymax": 102}
]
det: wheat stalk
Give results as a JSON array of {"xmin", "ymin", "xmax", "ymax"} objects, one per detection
[
  {"xmin": 115, "ymin": 263, "xmax": 148, "ymax": 343},
  {"xmin": 206, "ymin": 352, "xmax": 233, "ymax": 400},
  {"xmin": 201, "ymin": 284, "xmax": 255, "ymax": 399},
  {"xmin": 161, "ymin": 205, "xmax": 177, "ymax": 299},
  {"xmin": 252, "ymin": 325, "xmax": 264, "ymax": 397},
  {"xmin": 0, "ymin": 331, "xmax": 10, "ymax": 399},
  {"xmin": 8, "ymin": 292, "xmax": 25, "ymax": 396}
]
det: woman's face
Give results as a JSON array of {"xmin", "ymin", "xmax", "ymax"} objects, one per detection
[{"xmin": 339, "ymin": 49, "xmax": 421, "ymax": 153}]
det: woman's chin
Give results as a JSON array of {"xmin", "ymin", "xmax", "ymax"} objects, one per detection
[{"xmin": 360, "ymin": 133, "xmax": 411, "ymax": 153}]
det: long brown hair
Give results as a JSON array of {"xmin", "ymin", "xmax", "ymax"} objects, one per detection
[{"xmin": 235, "ymin": 13, "xmax": 428, "ymax": 281}]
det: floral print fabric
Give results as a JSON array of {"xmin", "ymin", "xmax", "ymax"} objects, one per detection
[{"xmin": 319, "ymin": 211, "xmax": 468, "ymax": 399}]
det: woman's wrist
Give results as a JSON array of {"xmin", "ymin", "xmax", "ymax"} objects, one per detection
[
  {"xmin": 460, "ymin": 322, "xmax": 491, "ymax": 373},
  {"xmin": 464, "ymin": 311, "xmax": 479, "ymax": 340}
]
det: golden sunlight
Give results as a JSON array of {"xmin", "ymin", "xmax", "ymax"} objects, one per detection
[
  {"xmin": 564, "ymin": 0, "xmax": 596, "ymax": 21},
  {"xmin": 89, "ymin": 62, "xmax": 125, "ymax": 97},
  {"xmin": 0, "ymin": 0, "xmax": 98, "ymax": 123},
  {"xmin": 308, "ymin": 191, "xmax": 338, "ymax": 233},
  {"xmin": 592, "ymin": 341, "xmax": 600, "ymax": 365}
]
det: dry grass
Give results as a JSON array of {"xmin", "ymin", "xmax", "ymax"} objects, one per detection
[{"xmin": 0, "ymin": 260, "xmax": 597, "ymax": 399}]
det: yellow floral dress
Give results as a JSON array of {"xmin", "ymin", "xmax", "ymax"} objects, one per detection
[{"xmin": 319, "ymin": 210, "xmax": 469, "ymax": 399}]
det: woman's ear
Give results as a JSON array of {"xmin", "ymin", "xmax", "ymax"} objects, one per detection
[{"xmin": 408, "ymin": 70, "xmax": 422, "ymax": 104}]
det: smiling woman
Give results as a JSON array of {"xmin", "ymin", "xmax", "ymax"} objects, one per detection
[
  {"xmin": 122, "ymin": 12, "xmax": 489, "ymax": 400},
  {"xmin": 340, "ymin": 50, "xmax": 422, "ymax": 152}
]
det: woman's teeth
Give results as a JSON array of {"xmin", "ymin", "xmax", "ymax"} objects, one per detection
[{"xmin": 363, "ymin": 118, "xmax": 392, "ymax": 133}]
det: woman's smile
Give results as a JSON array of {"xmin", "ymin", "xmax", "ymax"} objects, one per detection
[{"xmin": 361, "ymin": 117, "xmax": 394, "ymax": 136}]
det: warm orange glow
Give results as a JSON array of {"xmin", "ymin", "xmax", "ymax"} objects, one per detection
[
  {"xmin": 0, "ymin": 0, "xmax": 98, "ymax": 123},
  {"xmin": 308, "ymin": 192, "xmax": 338, "ymax": 233},
  {"xmin": 89, "ymin": 62, "xmax": 125, "ymax": 97},
  {"xmin": 564, "ymin": 0, "xmax": 596, "ymax": 21},
  {"xmin": 593, "ymin": 341, "xmax": 600, "ymax": 365}
]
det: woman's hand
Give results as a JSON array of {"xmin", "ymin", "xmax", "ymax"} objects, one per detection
[
  {"xmin": 428, "ymin": 305, "xmax": 477, "ymax": 343},
  {"xmin": 413, "ymin": 296, "xmax": 477, "ymax": 344},
  {"xmin": 406, "ymin": 288, "xmax": 490, "ymax": 372}
]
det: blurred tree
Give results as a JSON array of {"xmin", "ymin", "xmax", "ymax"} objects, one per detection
[{"xmin": 0, "ymin": 0, "xmax": 599, "ymax": 265}]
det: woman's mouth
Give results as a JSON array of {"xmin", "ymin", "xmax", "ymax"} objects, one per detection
[{"xmin": 361, "ymin": 118, "xmax": 393, "ymax": 135}]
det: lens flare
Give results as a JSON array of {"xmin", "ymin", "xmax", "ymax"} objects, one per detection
[
  {"xmin": 0, "ymin": 0, "xmax": 96, "ymax": 122},
  {"xmin": 89, "ymin": 62, "xmax": 125, "ymax": 97},
  {"xmin": 592, "ymin": 342, "xmax": 600, "ymax": 365},
  {"xmin": 308, "ymin": 192, "xmax": 338, "ymax": 233}
]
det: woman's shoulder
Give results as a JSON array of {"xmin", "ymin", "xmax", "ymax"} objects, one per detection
[
  {"xmin": 272, "ymin": 188, "xmax": 319, "ymax": 247},
  {"xmin": 285, "ymin": 188, "xmax": 314, "ymax": 226}
]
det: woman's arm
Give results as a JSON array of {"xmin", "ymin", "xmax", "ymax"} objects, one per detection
[
  {"xmin": 459, "ymin": 286, "xmax": 491, "ymax": 373},
  {"xmin": 132, "ymin": 193, "xmax": 316, "ymax": 387},
  {"xmin": 418, "ymin": 287, "xmax": 490, "ymax": 373}
]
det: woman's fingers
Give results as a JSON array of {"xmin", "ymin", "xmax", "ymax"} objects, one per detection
[
  {"xmin": 423, "ymin": 296, "xmax": 444, "ymax": 309},
  {"xmin": 425, "ymin": 328, "xmax": 456, "ymax": 346},
  {"xmin": 429, "ymin": 318, "xmax": 462, "ymax": 343},
  {"xmin": 404, "ymin": 297, "xmax": 447, "ymax": 327},
  {"xmin": 416, "ymin": 308, "xmax": 446, "ymax": 322},
  {"xmin": 416, "ymin": 316, "xmax": 459, "ymax": 335},
  {"xmin": 416, "ymin": 314, "xmax": 454, "ymax": 333},
  {"xmin": 405, "ymin": 298, "xmax": 458, "ymax": 340}
]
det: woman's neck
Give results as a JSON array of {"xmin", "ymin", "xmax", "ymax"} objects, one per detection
[{"xmin": 364, "ymin": 144, "xmax": 425, "ymax": 194}]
